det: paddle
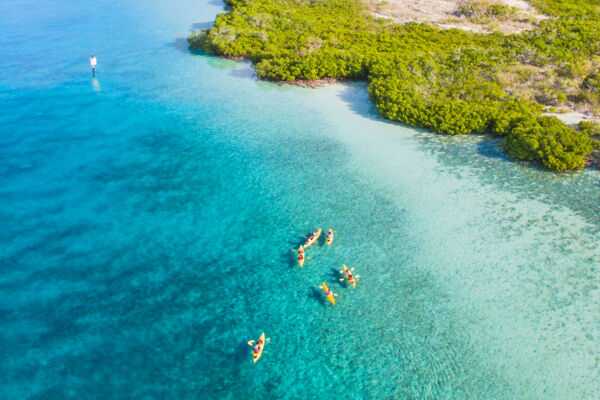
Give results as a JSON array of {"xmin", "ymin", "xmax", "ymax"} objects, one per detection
[
  {"xmin": 339, "ymin": 273, "xmax": 359, "ymax": 282},
  {"xmin": 292, "ymin": 250, "xmax": 310, "ymax": 257},
  {"xmin": 248, "ymin": 337, "xmax": 271, "ymax": 345},
  {"xmin": 339, "ymin": 267, "xmax": 351, "ymax": 281},
  {"xmin": 319, "ymin": 286, "xmax": 338, "ymax": 295}
]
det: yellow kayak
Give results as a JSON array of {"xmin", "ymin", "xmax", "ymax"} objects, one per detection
[
  {"xmin": 304, "ymin": 228, "xmax": 321, "ymax": 248},
  {"xmin": 297, "ymin": 245, "xmax": 305, "ymax": 267},
  {"xmin": 341, "ymin": 264, "xmax": 356, "ymax": 288},
  {"xmin": 326, "ymin": 229, "xmax": 333, "ymax": 246},
  {"xmin": 321, "ymin": 281, "xmax": 335, "ymax": 305},
  {"xmin": 252, "ymin": 332, "xmax": 265, "ymax": 363}
]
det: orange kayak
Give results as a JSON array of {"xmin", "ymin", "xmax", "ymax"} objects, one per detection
[
  {"xmin": 321, "ymin": 281, "xmax": 335, "ymax": 305},
  {"xmin": 326, "ymin": 229, "xmax": 333, "ymax": 245},
  {"xmin": 298, "ymin": 245, "xmax": 305, "ymax": 267},
  {"xmin": 341, "ymin": 264, "xmax": 356, "ymax": 288},
  {"xmin": 304, "ymin": 228, "xmax": 321, "ymax": 248},
  {"xmin": 252, "ymin": 332, "xmax": 265, "ymax": 363}
]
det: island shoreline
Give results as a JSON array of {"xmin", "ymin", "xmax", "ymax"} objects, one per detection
[{"xmin": 189, "ymin": 0, "xmax": 600, "ymax": 172}]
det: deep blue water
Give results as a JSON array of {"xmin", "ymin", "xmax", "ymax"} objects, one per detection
[{"xmin": 1, "ymin": 0, "xmax": 599, "ymax": 399}]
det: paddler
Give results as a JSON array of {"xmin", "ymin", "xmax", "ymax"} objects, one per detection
[
  {"xmin": 326, "ymin": 230, "xmax": 333, "ymax": 240},
  {"xmin": 248, "ymin": 336, "xmax": 263, "ymax": 353},
  {"xmin": 89, "ymin": 55, "xmax": 97, "ymax": 77},
  {"xmin": 339, "ymin": 266, "xmax": 360, "ymax": 285},
  {"xmin": 346, "ymin": 270, "xmax": 354, "ymax": 282},
  {"xmin": 247, "ymin": 335, "xmax": 270, "ymax": 358},
  {"xmin": 305, "ymin": 232, "xmax": 315, "ymax": 244}
]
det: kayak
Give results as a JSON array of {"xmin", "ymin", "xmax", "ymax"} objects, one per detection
[
  {"xmin": 253, "ymin": 332, "xmax": 265, "ymax": 363},
  {"xmin": 326, "ymin": 229, "xmax": 333, "ymax": 246},
  {"xmin": 342, "ymin": 264, "xmax": 356, "ymax": 288},
  {"xmin": 298, "ymin": 245, "xmax": 305, "ymax": 267},
  {"xmin": 321, "ymin": 281, "xmax": 335, "ymax": 305},
  {"xmin": 304, "ymin": 228, "xmax": 322, "ymax": 248}
]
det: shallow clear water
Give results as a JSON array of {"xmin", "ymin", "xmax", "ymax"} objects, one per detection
[{"xmin": 1, "ymin": 0, "xmax": 599, "ymax": 399}]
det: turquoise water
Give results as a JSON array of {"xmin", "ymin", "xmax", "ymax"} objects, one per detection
[{"xmin": 1, "ymin": 0, "xmax": 599, "ymax": 399}]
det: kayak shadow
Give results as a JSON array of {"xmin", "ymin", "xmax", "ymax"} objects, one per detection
[
  {"xmin": 330, "ymin": 267, "xmax": 346, "ymax": 288},
  {"xmin": 292, "ymin": 235, "xmax": 308, "ymax": 248},
  {"xmin": 234, "ymin": 340, "xmax": 250, "ymax": 364},
  {"xmin": 283, "ymin": 250, "xmax": 297, "ymax": 269},
  {"xmin": 309, "ymin": 287, "xmax": 328, "ymax": 308},
  {"xmin": 318, "ymin": 234, "xmax": 326, "ymax": 247}
]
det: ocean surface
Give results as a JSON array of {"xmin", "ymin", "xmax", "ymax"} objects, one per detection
[{"xmin": 1, "ymin": 0, "xmax": 599, "ymax": 399}]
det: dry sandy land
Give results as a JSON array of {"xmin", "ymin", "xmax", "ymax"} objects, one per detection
[
  {"xmin": 364, "ymin": 0, "xmax": 547, "ymax": 33},
  {"xmin": 543, "ymin": 111, "xmax": 599, "ymax": 126}
]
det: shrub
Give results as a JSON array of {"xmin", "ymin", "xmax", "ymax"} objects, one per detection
[
  {"xmin": 457, "ymin": 1, "xmax": 517, "ymax": 22},
  {"xmin": 505, "ymin": 116, "xmax": 595, "ymax": 170},
  {"xmin": 582, "ymin": 70, "xmax": 600, "ymax": 92},
  {"xmin": 578, "ymin": 120, "xmax": 600, "ymax": 136}
]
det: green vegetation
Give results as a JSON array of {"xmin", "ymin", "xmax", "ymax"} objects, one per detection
[
  {"xmin": 504, "ymin": 116, "xmax": 594, "ymax": 170},
  {"xmin": 579, "ymin": 120, "xmax": 600, "ymax": 136},
  {"xmin": 456, "ymin": 1, "xmax": 517, "ymax": 24},
  {"xmin": 189, "ymin": 0, "xmax": 600, "ymax": 171}
]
